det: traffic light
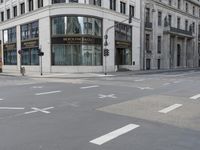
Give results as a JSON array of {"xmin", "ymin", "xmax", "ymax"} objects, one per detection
[
  {"xmin": 18, "ymin": 50, "xmax": 22, "ymax": 55},
  {"xmin": 104, "ymin": 49, "xmax": 109, "ymax": 56},
  {"xmin": 37, "ymin": 48, "xmax": 44, "ymax": 56}
]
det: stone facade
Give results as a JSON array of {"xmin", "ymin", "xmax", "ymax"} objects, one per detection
[
  {"xmin": 141, "ymin": 0, "xmax": 200, "ymax": 70},
  {"xmin": 0, "ymin": 0, "xmax": 141, "ymax": 73}
]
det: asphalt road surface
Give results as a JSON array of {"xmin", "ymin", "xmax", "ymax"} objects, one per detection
[{"xmin": 0, "ymin": 70, "xmax": 200, "ymax": 150}]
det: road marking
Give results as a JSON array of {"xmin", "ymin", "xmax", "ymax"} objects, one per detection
[
  {"xmin": 190, "ymin": 94, "xmax": 200, "ymax": 100},
  {"xmin": 163, "ymin": 83, "xmax": 170, "ymax": 86},
  {"xmin": 98, "ymin": 94, "xmax": 117, "ymax": 99},
  {"xmin": 134, "ymin": 79, "xmax": 145, "ymax": 82},
  {"xmin": 137, "ymin": 87, "xmax": 154, "ymax": 90},
  {"xmin": 159, "ymin": 104, "xmax": 182, "ymax": 114},
  {"xmin": 0, "ymin": 107, "xmax": 24, "ymax": 110},
  {"xmin": 90, "ymin": 124, "xmax": 140, "ymax": 145},
  {"xmin": 35, "ymin": 91, "xmax": 61, "ymax": 96},
  {"xmin": 80, "ymin": 85, "xmax": 99, "ymax": 89},
  {"xmin": 0, "ymin": 98, "xmax": 3, "ymax": 101},
  {"xmin": 24, "ymin": 107, "xmax": 54, "ymax": 114},
  {"xmin": 32, "ymin": 86, "xmax": 43, "ymax": 89}
]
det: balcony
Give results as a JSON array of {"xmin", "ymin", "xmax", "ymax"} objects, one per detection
[
  {"xmin": 145, "ymin": 22, "xmax": 153, "ymax": 30},
  {"xmin": 164, "ymin": 26, "xmax": 193, "ymax": 38}
]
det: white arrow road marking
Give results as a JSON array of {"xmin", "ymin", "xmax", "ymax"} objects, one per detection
[
  {"xmin": 80, "ymin": 85, "xmax": 99, "ymax": 89},
  {"xmin": 35, "ymin": 91, "xmax": 61, "ymax": 96},
  {"xmin": 0, "ymin": 107, "xmax": 24, "ymax": 110},
  {"xmin": 159, "ymin": 104, "xmax": 183, "ymax": 114},
  {"xmin": 98, "ymin": 94, "xmax": 117, "ymax": 99},
  {"xmin": 24, "ymin": 107, "xmax": 54, "ymax": 114},
  {"xmin": 90, "ymin": 124, "xmax": 140, "ymax": 145},
  {"xmin": 137, "ymin": 87, "xmax": 154, "ymax": 90},
  {"xmin": 190, "ymin": 94, "xmax": 200, "ymax": 100}
]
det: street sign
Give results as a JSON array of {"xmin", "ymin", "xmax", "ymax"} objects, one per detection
[{"xmin": 38, "ymin": 52, "xmax": 44, "ymax": 56}]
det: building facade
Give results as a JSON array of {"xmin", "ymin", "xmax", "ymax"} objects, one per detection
[
  {"xmin": 0, "ymin": 0, "xmax": 141, "ymax": 73},
  {"xmin": 141, "ymin": 0, "xmax": 200, "ymax": 70}
]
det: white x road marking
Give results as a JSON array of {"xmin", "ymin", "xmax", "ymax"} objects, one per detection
[
  {"xmin": 137, "ymin": 87, "xmax": 154, "ymax": 90},
  {"xmin": 24, "ymin": 107, "xmax": 54, "ymax": 115},
  {"xmin": 98, "ymin": 94, "xmax": 117, "ymax": 99}
]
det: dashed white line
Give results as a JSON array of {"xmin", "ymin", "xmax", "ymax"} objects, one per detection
[
  {"xmin": 35, "ymin": 91, "xmax": 61, "ymax": 96},
  {"xmin": 159, "ymin": 104, "xmax": 183, "ymax": 114},
  {"xmin": 98, "ymin": 94, "xmax": 117, "ymax": 99},
  {"xmin": 190, "ymin": 94, "xmax": 200, "ymax": 100},
  {"xmin": 137, "ymin": 87, "xmax": 154, "ymax": 90},
  {"xmin": 0, "ymin": 98, "xmax": 3, "ymax": 101},
  {"xmin": 80, "ymin": 85, "xmax": 99, "ymax": 89},
  {"xmin": 0, "ymin": 107, "xmax": 25, "ymax": 110},
  {"xmin": 90, "ymin": 124, "xmax": 140, "ymax": 145}
]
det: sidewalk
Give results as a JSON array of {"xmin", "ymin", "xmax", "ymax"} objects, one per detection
[{"xmin": 0, "ymin": 68, "xmax": 200, "ymax": 79}]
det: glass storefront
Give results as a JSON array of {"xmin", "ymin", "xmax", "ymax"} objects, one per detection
[
  {"xmin": 3, "ymin": 27, "xmax": 17, "ymax": 65},
  {"xmin": 21, "ymin": 21, "xmax": 39, "ymax": 65},
  {"xmin": 51, "ymin": 15, "xmax": 102, "ymax": 66},
  {"xmin": 115, "ymin": 22, "xmax": 132, "ymax": 65}
]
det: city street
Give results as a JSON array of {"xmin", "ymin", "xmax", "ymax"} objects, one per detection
[{"xmin": 0, "ymin": 70, "xmax": 200, "ymax": 150}]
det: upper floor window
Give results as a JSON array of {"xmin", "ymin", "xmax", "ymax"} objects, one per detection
[
  {"xmin": 3, "ymin": 27, "xmax": 16, "ymax": 44},
  {"xmin": 193, "ymin": 6, "xmax": 195, "ymax": 16},
  {"xmin": 28, "ymin": 0, "xmax": 34, "ymax": 12},
  {"xmin": 185, "ymin": 20, "xmax": 188, "ymax": 31},
  {"xmin": 120, "ymin": 1, "xmax": 126, "ymax": 14},
  {"xmin": 110, "ymin": 0, "xmax": 116, "ymax": 11},
  {"xmin": 52, "ymin": 0, "xmax": 65, "ymax": 4},
  {"xmin": 21, "ymin": 3, "xmax": 25, "ymax": 14},
  {"xmin": 129, "ymin": 5, "xmax": 135, "ymax": 17},
  {"xmin": 21, "ymin": 21, "xmax": 39, "ymax": 41},
  {"xmin": 145, "ymin": 8, "xmax": 150, "ymax": 23},
  {"xmin": 38, "ymin": 0, "xmax": 43, "ymax": 8},
  {"xmin": 13, "ymin": 6, "xmax": 17, "ymax": 17},
  {"xmin": 6, "ymin": 9, "xmax": 10, "ymax": 20},
  {"xmin": 89, "ymin": 0, "xmax": 101, "ymax": 6},
  {"xmin": 177, "ymin": 0, "xmax": 181, "ymax": 9},
  {"xmin": 169, "ymin": 0, "xmax": 172, "ymax": 6},
  {"xmin": 177, "ymin": 17, "xmax": 181, "ymax": 29},
  {"xmin": 185, "ymin": 3, "xmax": 188, "ymax": 13},
  {"xmin": 168, "ymin": 14, "xmax": 172, "ymax": 27},
  {"xmin": 1, "ymin": 11, "xmax": 4, "ymax": 21},
  {"xmin": 158, "ymin": 11, "xmax": 162, "ymax": 26}
]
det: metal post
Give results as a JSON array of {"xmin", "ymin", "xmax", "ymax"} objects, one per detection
[
  {"xmin": 40, "ymin": 56, "xmax": 43, "ymax": 76},
  {"xmin": 105, "ymin": 54, "xmax": 107, "ymax": 75}
]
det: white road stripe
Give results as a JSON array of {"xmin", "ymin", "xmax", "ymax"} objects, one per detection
[
  {"xmin": 80, "ymin": 85, "xmax": 99, "ymax": 89},
  {"xmin": 35, "ymin": 91, "xmax": 61, "ymax": 96},
  {"xmin": 90, "ymin": 124, "xmax": 140, "ymax": 145},
  {"xmin": 0, "ymin": 98, "xmax": 3, "ymax": 101},
  {"xmin": 190, "ymin": 94, "xmax": 200, "ymax": 100},
  {"xmin": 24, "ymin": 107, "xmax": 54, "ymax": 114},
  {"xmin": 159, "ymin": 104, "xmax": 182, "ymax": 114},
  {"xmin": 0, "ymin": 107, "xmax": 24, "ymax": 110}
]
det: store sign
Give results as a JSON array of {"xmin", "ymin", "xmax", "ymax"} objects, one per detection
[
  {"xmin": 3, "ymin": 43, "xmax": 17, "ymax": 50},
  {"xmin": 21, "ymin": 39, "xmax": 39, "ymax": 49},
  {"xmin": 115, "ymin": 41, "xmax": 132, "ymax": 48},
  {"xmin": 52, "ymin": 37, "xmax": 102, "ymax": 45}
]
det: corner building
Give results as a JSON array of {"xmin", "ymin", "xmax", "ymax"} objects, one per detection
[
  {"xmin": 0, "ymin": 0, "xmax": 141, "ymax": 73},
  {"xmin": 141, "ymin": 0, "xmax": 200, "ymax": 70}
]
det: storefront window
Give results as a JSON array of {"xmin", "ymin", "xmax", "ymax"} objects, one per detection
[
  {"xmin": 3, "ymin": 27, "xmax": 17, "ymax": 65},
  {"xmin": 51, "ymin": 15, "xmax": 102, "ymax": 66},
  {"xmin": 21, "ymin": 48, "xmax": 39, "ymax": 65},
  {"xmin": 52, "ymin": 44, "xmax": 102, "ymax": 66}
]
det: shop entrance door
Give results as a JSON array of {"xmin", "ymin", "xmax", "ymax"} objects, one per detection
[{"xmin": 115, "ymin": 48, "xmax": 128, "ymax": 71}]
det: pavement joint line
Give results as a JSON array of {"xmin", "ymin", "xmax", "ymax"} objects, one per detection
[
  {"xmin": 80, "ymin": 85, "xmax": 99, "ymax": 89},
  {"xmin": 190, "ymin": 94, "xmax": 200, "ymax": 100},
  {"xmin": 90, "ymin": 124, "xmax": 140, "ymax": 145},
  {"xmin": 35, "ymin": 91, "xmax": 61, "ymax": 96},
  {"xmin": 0, "ymin": 107, "xmax": 25, "ymax": 110},
  {"xmin": 24, "ymin": 107, "xmax": 54, "ymax": 114},
  {"xmin": 158, "ymin": 104, "xmax": 183, "ymax": 114}
]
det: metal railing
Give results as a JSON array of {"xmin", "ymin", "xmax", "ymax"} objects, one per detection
[{"xmin": 170, "ymin": 27, "xmax": 192, "ymax": 36}]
